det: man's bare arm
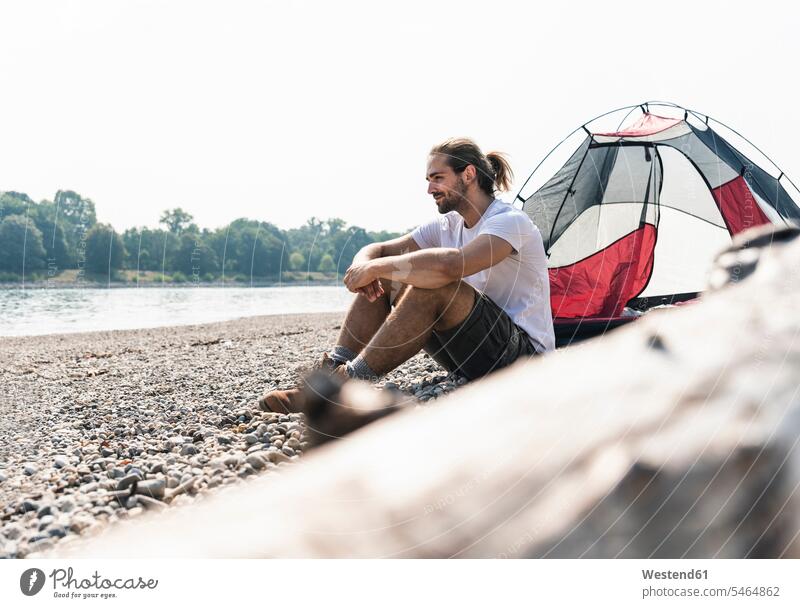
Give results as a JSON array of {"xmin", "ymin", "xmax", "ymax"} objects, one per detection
[
  {"xmin": 344, "ymin": 234, "xmax": 513, "ymax": 291},
  {"xmin": 350, "ymin": 234, "xmax": 421, "ymax": 300}
]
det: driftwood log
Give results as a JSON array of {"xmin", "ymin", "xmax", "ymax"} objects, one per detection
[{"xmin": 48, "ymin": 226, "xmax": 800, "ymax": 558}]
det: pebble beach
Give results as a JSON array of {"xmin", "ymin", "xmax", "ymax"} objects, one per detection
[{"xmin": 0, "ymin": 313, "xmax": 464, "ymax": 558}]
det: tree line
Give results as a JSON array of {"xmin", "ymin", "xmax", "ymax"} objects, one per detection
[{"xmin": 0, "ymin": 190, "xmax": 404, "ymax": 282}]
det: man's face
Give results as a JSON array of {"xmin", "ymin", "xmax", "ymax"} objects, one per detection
[{"xmin": 426, "ymin": 154, "xmax": 467, "ymax": 215}]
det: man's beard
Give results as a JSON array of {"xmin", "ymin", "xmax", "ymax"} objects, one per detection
[{"xmin": 436, "ymin": 178, "xmax": 467, "ymax": 215}]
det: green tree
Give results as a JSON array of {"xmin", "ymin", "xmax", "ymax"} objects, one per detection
[
  {"xmin": 122, "ymin": 227, "xmax": 178, "ymax": 272},
  {"xmin": 159, "ymin": 208, "xmax": 195, "ymax": 234},
  {"xmin": 288, "ymin": 251, "xmax": 306, "ymax": 271},
  {"xmin": 85, "ymin": 223, "xmax": 125, "ymax": 275},
  {"xmin": 332, "ymin": 226, "xmax": 373, "ymax": 273},
  {"xmin": 0, "ymin": 192, "xmax": 34, "ymax": 220},
  {"xmin": 54, "ymin": 190, "xmax": 97, "ymax": 226},
  {"xmin": 367, "ymin": 229, "xmax": 405, "ymax": 243},
  {"xmin": 318, "ymin": 253, "xmax": 335, "ymax": 273},
  {"xmin": 220, "ymin": 219, "xmax": 288, "ymax": 277},
  {"xmin": 286, "ymin": 217, "xmax": 328, "ymax": 272},
  {"xmin": 0, "ymin": 214, "xmax": 47, "ymax": 274},
  {"xmin": 50, "ymin": 191, "xmax": 97, "ymax": 270},
  {"xmin": 33, "ymin": 201, "xmax": 71, "ymax": 271},
  {"xmin": 170, "ymin": 233, "xmax": 220, "ymax": 277}
]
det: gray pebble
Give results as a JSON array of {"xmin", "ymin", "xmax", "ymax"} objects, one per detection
[
  {"xmin": 245, "ymin": 454, "xmax": 267, "ymax": 471},
  {"xmin": 57, "ymin": 498, "xmax": 76, "ymax": 513},
  {"xmin": 18, "ymin": 500, "xmax": 39, "ymax": 514},
  {"xmin": 54, "ymin": 455, "xmax": 70, "ymax": 469},
  {"xmin": 38, "ymin": 515, "xmax": 55, "ymax": 529},
  {"xmin": 164, "ymin": 437, "xmax": 185, "ymax": 451},
  {"xmin": 23, "ymin": 463, "xmax": 38, "ymax": 476},
  {"xmin": 47, "ymin": 527, "xmax": 67, "ymax": 539},
  {"xmin": 224, "ymin": 455, "xmax": 242, "ymax": 468},
  {"xmin": 116, "ymin": 473, "xmax": 143, "ymax": 492},
  {"xmin": 265, "ymin": 451, "xmax": 290, "ymax": 465},
  {"xmin": 2, "ymin": 524, "xmax": 23, "ymax": 540},
  {"xmin": 180, "ymin": 444, "xmax": 198, "ymax": 456},
  {"xmin": 244, "ymin": 433, "xmax": 259, "ymax": 445},
  {"xmin": 136, "ymin": 479, "xmax": 166, "ymax": 500}
]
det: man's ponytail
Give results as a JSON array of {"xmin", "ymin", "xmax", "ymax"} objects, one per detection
[{"xmin": 486, "ymin": 151, "xmax": 513, "ymax": 192}]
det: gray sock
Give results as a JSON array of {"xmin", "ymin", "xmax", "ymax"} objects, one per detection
[
  {"xmin": 346, "ymin": 356, "xmax": 379, "ymax": 380},
  {"xmin": 329, "ymin": 345, "xmax": 357, "ymax": 365}
]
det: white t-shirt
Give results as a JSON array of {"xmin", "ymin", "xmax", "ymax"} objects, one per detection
[{"xmin": 411, "ymin": 199, "xmax": 555, "ymax": 353}]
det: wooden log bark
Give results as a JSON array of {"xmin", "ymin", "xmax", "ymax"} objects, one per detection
[{"xmin": 49, "ymin": 227, "xmax": 800, "ymax": 558}]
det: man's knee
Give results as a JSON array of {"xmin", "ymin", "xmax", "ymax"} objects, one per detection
[
  {"xmin": 403, "ymin": 280, "xmax": 472, "ymax": 307},
  {"xmin": 382, "ymin": 278, "xmax": 410, "ymax": 307}
]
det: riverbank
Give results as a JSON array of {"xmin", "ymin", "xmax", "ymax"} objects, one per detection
[
  {"xmin": 0, "ymin": 269, "xmax": 341, "ymax": 289},
  {"xmin": 0, "ymin": 313, "xmax": 461, "ymax": 557}
]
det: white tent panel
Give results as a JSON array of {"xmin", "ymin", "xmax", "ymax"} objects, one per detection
[
  {"xmin": 750, "ymin": 186, "xmax": 786, "ymax": 225},
  {"xmin": 547, "ymin": 202, "xmax": 657, "ymax": 268},
  {"xmin": 642, "ymin": 207, "xmax": 730, "ymax": 296},
  {"xmin": 656, "ymin": 146, "xmax": 728, "ymax": 227},
  {"xmin": 642, "ymin": 149, "xmax": 731, "ymax": 297}
]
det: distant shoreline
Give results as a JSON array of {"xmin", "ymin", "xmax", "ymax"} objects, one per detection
[{"xmin": 0, "ymin": 279, "xmax": 342, "ymax": 290}]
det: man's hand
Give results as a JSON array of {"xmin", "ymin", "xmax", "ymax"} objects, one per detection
[
  {"xmin": 357, "ymin": 279, "xmax": 384, "ymax": 303},
  {"xmin": 344, "ymin": 261, "xmax": 380, "ymax": 297}
]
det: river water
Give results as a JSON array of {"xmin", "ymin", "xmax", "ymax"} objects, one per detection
[{"xmin": 0, "ymin": 286, "xmax": 355, "ymax": 337}]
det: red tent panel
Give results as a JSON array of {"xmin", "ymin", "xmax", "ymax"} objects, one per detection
[
  {"xmin": 549, "ymin": 224, "xmax": 657, "ymax": 319},
  {"xmin": 595, "ymin": 113, "xmax": 682, "ymax": 138},
  {"xmin": 711, "ymin": 176, "xmax": 770, "ymax": 235}
]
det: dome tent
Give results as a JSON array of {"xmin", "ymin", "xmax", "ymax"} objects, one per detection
[{"xmin": 516, "ymin": 101, "xmax": 800, "ymax": 345}]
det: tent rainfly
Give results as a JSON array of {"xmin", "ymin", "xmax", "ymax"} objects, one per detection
[{"xmin": 517, "ymin": 102, "xmax": 800, "ymax": 340}]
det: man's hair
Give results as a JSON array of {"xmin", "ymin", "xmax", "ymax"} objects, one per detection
[{"xmin": 429, "ymin": 138, "xmax": 513, "ymax": 195}]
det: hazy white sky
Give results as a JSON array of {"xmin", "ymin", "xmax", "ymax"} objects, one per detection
[{"xmin": 1, "ymin": 0, "xmax": 798, "ymax": 233}]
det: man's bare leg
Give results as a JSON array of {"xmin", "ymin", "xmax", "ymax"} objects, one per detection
[
  {"xmin": 259, "ymin": 280, "xmax": 471, "ymax": 413},
  {"xmin": 334, "ymin": 278, "xmax": 407, "ymax": 355},
  {"xmin": 354, "ymin": 281, "xmax": 476, "ymax": 376}
]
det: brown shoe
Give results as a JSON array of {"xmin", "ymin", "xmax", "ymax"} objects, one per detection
[
  {"xmin": 301, "ymin": 369, "xmax": 408, "ymax": 447},
  {"xmin": 258, "ymin": 386, "xmax": 305, "ymax": 414},
  {"xmin": 259, "ymin": 354, "xmax": 344, "ymax": 414}
]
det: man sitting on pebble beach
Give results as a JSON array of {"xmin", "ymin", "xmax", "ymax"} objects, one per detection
[{"xmin": 260, "ymin": 138, "xmax": 555, "ymax": 413}]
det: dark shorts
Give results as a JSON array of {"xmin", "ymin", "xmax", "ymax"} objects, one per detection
[{"xmin": 419, "ymin": 290, "xmax": 538, "ymax": 381}]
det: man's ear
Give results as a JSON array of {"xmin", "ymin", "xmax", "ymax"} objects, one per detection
[{"xmin": 463, "ymin": 164, "xmax": 477, "ymax": 185}]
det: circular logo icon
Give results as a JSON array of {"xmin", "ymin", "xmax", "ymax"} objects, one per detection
[{"xmin": 20, "ymin": 568, "xmax": 46, "ymax": 596}]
